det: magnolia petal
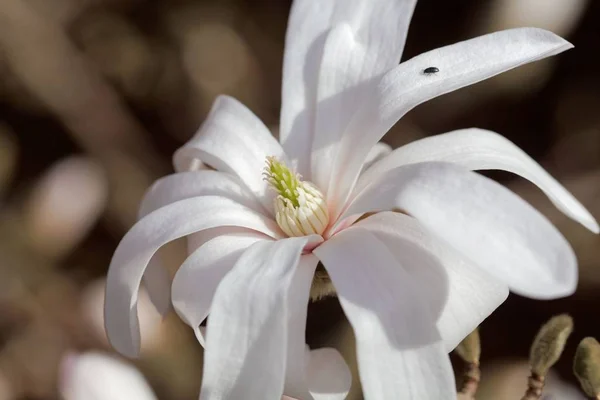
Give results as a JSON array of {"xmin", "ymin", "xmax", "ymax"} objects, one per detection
[
  {"xmin": 280, "ymin": 0, "xmax": 417, "ymax": 176},
  {"xmin": 200, "ymin": 237, "xmax": 313, "ymax": 400},
  {"xmin": 314, "ymin": 228, "xmax": 456, "ymax": 400},
  {"xmin": 359, "ymin": 128, "xmax": 599, "ymax": 233},
  {"xmin": 362, "ymin": 142, "xmax": 392, "ymax": 172},
  {"xmin": 138, "ymin": 170, "xmax": 269, "ymax": 309},
  {"xmin": 311, "ymin": 24, "xmax": 367, "ymax": 193},
  {"xmin": 284, "ymin": 254, "xmax": 319, "ymax": 399},
  {"xmin": 171, "ymin": 229, "xmax": 268, "ymax": 347},
  {"xmin": 306, "ymin": 348, "xmax": 352, "ymax": 400},
  {"xmin": 356, "ymin": 212, "xmax": 509, "ymax": 352},
  {"xmin": 138, "ymin": 169, "xmax": 266, "ymax": 316},
  {"xmin": 137, "ymin": 169, "xmax": 268, "ymax": 317},
  {"xmin": 138, "ymin": 170, "xmax": 267, "ymax": 218},
  {"xmin": 332, "ymin": 28, "xmax": 573, "ymax": 212},
  {"xmin": 339, "ymin": 162, "xmax": 577, "ymax": 300},
  {"xmin": 173, "ymin": 96, "xmax": 286, "ymax": 211},
  {"xmin": 105, "ymin": 196, "xmax": 282, "ymax": 358}
]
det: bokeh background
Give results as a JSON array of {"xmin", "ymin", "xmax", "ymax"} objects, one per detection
[{"xmin": 0, "ymin": 0, "xmax": 598, "ymax": 398}]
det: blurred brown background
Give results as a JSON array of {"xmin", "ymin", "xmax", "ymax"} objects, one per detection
[{"xmin": 0, "ymin": 0, "xmax": 598, "ymax": 399}]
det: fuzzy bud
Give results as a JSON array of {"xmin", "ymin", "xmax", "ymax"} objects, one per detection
[
  {"xmin": 573, "ymin": 337, "xmax": 600, "ymax": 398},
  {"xmin": 529, "ymin": 314, "xmax": 573, "ymax": 376}
]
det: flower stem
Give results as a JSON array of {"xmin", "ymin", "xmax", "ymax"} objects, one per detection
[
  {"xmin": 459, "ymin": 361, "xmax": 480, "ymax": 398},
  {"xmin": 521, "ymin": 372, "xmax": 545, "ymax": 400}
]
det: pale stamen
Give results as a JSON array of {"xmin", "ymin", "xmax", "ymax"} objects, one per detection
[{"xmin": 263, "ymin": 157, "xmax": 329, "ymax": 237}]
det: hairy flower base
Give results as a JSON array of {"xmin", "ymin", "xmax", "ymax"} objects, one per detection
[{"xmin": 310, "ymin": 264, "xmax": 336, "ymax": 301}]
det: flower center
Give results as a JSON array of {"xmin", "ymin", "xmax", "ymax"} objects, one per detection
[{"xmin": 263, "ymin": 157, "xmax": 329, "ymax": 237}]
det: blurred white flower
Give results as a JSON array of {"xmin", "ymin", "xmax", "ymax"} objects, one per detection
[
  {"xmin": 487, "ymin": 0, "xmax": 588, "ymax": 36},
  {"xmin": 104, "ymin": 0, "xmax": 598, "ymax": 399},
  {"xmin": 58, "ymin": 352, "xmax": 157, "ymax": 400},
  {"xmin": 0, "ymin": 371, "xmax": 14, "ymax": 400},
  {"xmin": 25, "ymin": 156, "xmax": 108, "ymax": 258}
]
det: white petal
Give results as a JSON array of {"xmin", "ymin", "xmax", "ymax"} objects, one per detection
[
  {"xmin": 306, "ymin": 348, "xmax": 352, "ymax": 400},
  {"xmin": 359, "ymin": 128, "xmax": 599, "ymax": 233},
  {"xmin": 314, "ymin": 228, "xmax": 456, "ymax": 400},
  {"xmin": 173, "ymin": 96, "xmax": 286, "ymax": 210},
  {"xmin": 284, "ymin": 254, "xmax": 319, "ymax": 399},
  {"xmin": 138, "ymin": 170, "xmax": 269, "ymax": 316},
  {"xmin": 311, "ymin": 25, "xmax": 367, "ymax": 193},
  {"xmin": 200, "ymin": 236, "xmax": 314, "ymax": 400},
  {"xmin": 171, "ymin": 229, "xmax": 268, "ymax": 347},
  {"xmin": 105, "ymin": 196, "xmax": 282, "ymax": 358},
  {"xmin": 362, "ymin": 142, "xmax": 392, "ymax": 172},
  {"xmin": 279, "ymin": 0, "xmax": 417, "ymax": 176},
  {"xmin": 338, "ymin": 162, "xmax": 577, "ymax": 300},
  {"xmin": 356, "ymin": 212, "xmax": 509, "ymax": 351},
  {"xmin": 59, "ymin": 352, "xmax": 157, "ymax": 400},
  {"xmin": 138, "ymin": 170, "xmax": 267, "ymax": 218},
  {"xmin": 331, "ymin": 28, "xmax": 573, "ymax": 212}
]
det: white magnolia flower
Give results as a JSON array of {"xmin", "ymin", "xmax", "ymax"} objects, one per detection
[
  {"xmin": 104, "ymin": 0, "xmax": 598, "ymax": 399},
  {"xmin": 58, "ymin": 352, "xmax": 157, "ymax": 400}
]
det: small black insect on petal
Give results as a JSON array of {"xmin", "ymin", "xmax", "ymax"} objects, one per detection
[{"xmin": 423, "ymin": 66, "xmax": 439, "ymax": 75}]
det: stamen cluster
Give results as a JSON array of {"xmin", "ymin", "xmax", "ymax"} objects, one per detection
[{"xmin": 264, "ymin": 157, "xmax": 329, "ymax": 237}]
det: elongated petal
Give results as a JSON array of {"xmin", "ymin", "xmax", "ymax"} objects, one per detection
[
  {"xmin": 105, "ymin": 196, "xmax": 282, "ymax": 358},
  {"xmin": 338, "ymin": 162, "xmax": 577, "ymax": 299},
  {"xmin": 284, "ymin": 254, "xmax": 319, "ymax": 399},
  {"xmin": 356, "ymin": 212, "xmax": 508, "ymax": 351},
  {"xmin": 359, "ymin": 129, "xmax": 598, "ymax": 233},
  {"xmin": 173, "ymin": 96, "xmax": 286, "ymax": 210},
  {"xmin": 331, "ymin": 28, "xmax": 573, "ymax": 212},
  {"xmin": 362, "ymin": 142, "xmax": 392, "ymax": 172},
  {"xmin": 314, "ymin": 228, "xmax": 456, "ymax": 400},
  {"xmin": 280, "ymin": 0, "xmax": 416, "ymax": 176},
  {"xmin": 306, "ymin": 348, "xmax": 352, "ymax": 400},
  {"xmin": 138, "ymin": 170, "xmax": 269, "ymax": 315},
  {"xmin": 311, "ymin": 24, "xmax": 366, "ymax": 193},
  {"xmin": 171, "ymin": 229, "xmax": 268, "ymax": 346},
  {"xmin": 138, "ymin": 170, "xmax": 267, "ymax": 218},
  {"xmin": 200, "ymin": 236, "xmax": 314, "ymax": 400}
]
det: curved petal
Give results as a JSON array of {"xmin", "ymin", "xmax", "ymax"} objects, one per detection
[
  {"xmin": 331, "ymin": 28, "xmax": 573, "ymax": 213},
  {"xmin": 280, "ymin": 0, "xmax": 417, "ymax": 176},
  {"xmin": 199, "ymin": 236, "xmax": 315, "ymax": 400},
  {"xmin": 284, "ymin": 254, "xmax": 319, "ymax": 399},
  {"xmin": 137, "ymin": 169, "xmax": 270, "ymax": 316},
  {"xmin": 173, "ymin": 96, "xmax": 286, "ymax": 210},
  {"xmin": 138, "ymin": 170, "xmax": 268, "ymax": 219},
  {"xmin": 356, "ymin": 212, "xmax": 509, "ymax": 351},
  {"xmin": 171, "ymin": 229, "xmax": 269, "ymax": 347},
  {"xmin": 104, "ymin": 196, "xmax": 282, "ymax": 358},
  {"xmin": 314, "ymin": 228, "xmax": 456, "ymax": 400},
  {"xmin": 138, "ymin": 170, "xmax": 270, "ymax": 312},
  {"xmin": 362, "ymin": 142, "xmax": 392, "ymax": 172},
  {"xmin": 359, "ymin": 129, "xmax": 598, "ymax": 233},
  {"xmin": 337, "ymin": 162, "xmax": 577, "ymax": 300},
  {"xmin": 306, "ymin": 348, "xmax": 352, "ymax": 400}
]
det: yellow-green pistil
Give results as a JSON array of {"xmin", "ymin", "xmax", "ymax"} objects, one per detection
[{"xmin": 263, "ymin": 157, "xmax": 329, "ymax": 237}]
